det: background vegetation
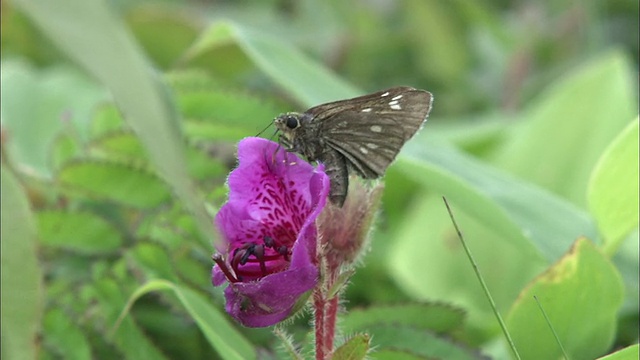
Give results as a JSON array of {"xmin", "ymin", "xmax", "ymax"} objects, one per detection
[{"xmin": 2, "ymin": 0, "xmax": 638, "ymax": 359}]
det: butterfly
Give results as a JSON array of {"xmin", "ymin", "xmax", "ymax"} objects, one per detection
[{"xmin": 274, "ymin": 86, "xmax": 433, "ymax": 207}]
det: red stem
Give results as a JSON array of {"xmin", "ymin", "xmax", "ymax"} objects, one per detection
[
  {"xmin": 314, "ymin": 269, "xmax": 340, "ymax": 360},
  {"xmin": 314, "ymin": 288, "xmax": 327, "ymax": 360}
]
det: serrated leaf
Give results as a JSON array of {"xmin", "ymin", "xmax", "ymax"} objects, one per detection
[
  {"xmin": 341, "ymin": 303, "xmax": 465, "ymax": 335},
  {"xmin": 37, "ymin": 210, "xmax": 123, "ymax": 254},
  {"xmin": 57, "ymin": 160, "xmax": 171, "ymax": 208},
  {"xmin": 1, "ymin": 166, "xmax": 44, "ymax": 360},
  {"xmin": 333, "ymin": 334, "xmax": 370, "ymax": 360},
  {"xmin": 50, "ymin": 133, "xmax": 81, "ymax": 170},
  {"xmin": 506, "ymin": 238, "xmax": 624, "ymax": 360},
  {"xmin": 14, "ymin": 0, "xmax": 216, "ymax": 248},
  {"xmin": 588, "ymin": 118, "xmax": 639, "ymax": 254},
  {"xmin": 90, "ymin": 105, "xmax": 126, "ymax": 138},
  {"xmin": 88, "ymin": 130, "xmax": 147, "ymax": 161},
  {"xmin": 115, "ymin": 280, "xmax": 255, "ymax": 360},
  {"xmin": 0, "ymin": 61, "xmax": 106, "ymax": 177}
]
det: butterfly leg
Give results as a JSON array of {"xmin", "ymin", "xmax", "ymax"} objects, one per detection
[{"xmin": 321, "ymin": 150, "xmax": 349, "ymax": 207}]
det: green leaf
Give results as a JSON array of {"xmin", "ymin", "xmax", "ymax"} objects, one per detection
[
  {"xmin": 43, "ymin": 308, "xmax": 92, "ymax": 360},
  {"xmin": 497, "ymin": 51, "xmax": 638, "ymax": 206},
  {"xmin": 184, "ymin": 21, "xmax": 360, "ymax": 107},
  {"xmin": 176, "ymin": 89, "xmax": 281, "ymax": 132},
  {"xmin": 506, "ymin": 238, "xmax": 624, "ymax": 360},
  {"xmin": 115, "ymin": 280, "xmax": 255, "ymax": 360},
  {"xmin": 37, "ymin": 210, "xmax": 123, "ymax": 254},
  {"xmin": 57, "ymin": 160, "xmax": 171, "ymax": 208},
  {"xmin": 365, "ymin": 324, "xmax": 486, "ymax": 360},
  {"xmin": 341, "ymin": 303, "xmax": 465, "ymax": 335},
  {"xmin": 333, "ymin": 334, "xmax": 370, "ymax": 360},
  {"xmin": 0, "ymin": 60, "xmax": 107, "ymax": 177},
  {"xmin": 1, "ymin": 165, "xmax": 44, "ymax": 360},
  {"xmin": 370, "ymin": 349, "xmax": 431, "ymax": 360},
  {"xmin": 14, "ymin": 0, "xmax": 216, "ymax": 247},
  {"xmin": 126, "ymin": 8, "xmax": 199, "ymax": 69},
  {"xmin": 127, "ymin": 242, "xmax": 179, "ymax": 282},
  {"xmin": 88, "ymin": 130, "xmax": 148, "ymax": 162},
  {"xmin": 597, "ymin": 344, "xmax": 639, "ymax": 360},
  {"xmin": 91, "ymin": 278, "xmax": 169, "ymax": 360},
  {"xmin": 588, "ymin": 118, "xmax": 639, "ymax": 254},
  {"xmin": 398, "ymin": 139, "xmax": 598, "ymax": 262}
]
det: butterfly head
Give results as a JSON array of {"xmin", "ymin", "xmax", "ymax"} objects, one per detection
[{"xmin": 273, "ymin": 112, "xmax": 303, "ymax": 142}]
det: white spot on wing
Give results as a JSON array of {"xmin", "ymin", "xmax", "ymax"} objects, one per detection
[
  {"xmin": 359, "ymin": 147, "xmax": 369, "ymax": 154},
  {"xmin": 390, "ymin": 104, "xmax": 402, "ymax": 110},
  {"xmin": 370, "ymin": 125, "xmax": 382, "ymax": 132},
  {"xmin": 381, "ymin": 92, "xmax": 390, "ymax": 97},
  {"xmin": 361, "ymin": 108, "xmax": 372, "ymax": 113},
  {"xmin": 366, "ymin": 143, "xmax": 379, "ymax": 149},
  {"xmin": 392, "ymin": 94, "xmax": 403, "ymax": 100},
  {"xmin": 388, "ymin": 100, "xmax": 399, "ymax": 106}
]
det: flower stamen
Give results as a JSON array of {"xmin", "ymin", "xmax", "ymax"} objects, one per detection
[{"xmin": 211, "ymin": 253, "xmax": 239, "ymax": 283}]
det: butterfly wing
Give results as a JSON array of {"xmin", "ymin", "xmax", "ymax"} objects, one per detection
[{"xmin": 304, "ymin": 87, "xmax": 433, "ymax": 178}]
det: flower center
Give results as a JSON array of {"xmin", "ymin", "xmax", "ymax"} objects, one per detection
[{"xmin": 213, "ymin": 236, "xmax": 292, "ymax": 283}]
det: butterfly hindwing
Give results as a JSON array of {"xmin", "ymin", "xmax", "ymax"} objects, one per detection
[{"xmin": 306, "ymin": 87, "xmax": 432, "ymax": 178}]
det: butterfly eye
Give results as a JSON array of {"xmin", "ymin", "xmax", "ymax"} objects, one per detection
[{"xmin": 286, "ymin": 116, "xmax": 300, "ymax": 129}]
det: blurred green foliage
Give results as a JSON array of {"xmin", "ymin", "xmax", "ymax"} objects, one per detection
[{"xmin": 1, "ymin": 0, "xmax": 638, "ymax": 359}]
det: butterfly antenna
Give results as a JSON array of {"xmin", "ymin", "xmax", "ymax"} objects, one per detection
[{"xmin": 255, "ymin": 122, "xmax": 273, "ymax": 137}]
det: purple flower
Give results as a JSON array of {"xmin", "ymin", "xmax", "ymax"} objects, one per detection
[{"xmin": 212, "ymin": 137, "xmax": 330, "ymax": 327}]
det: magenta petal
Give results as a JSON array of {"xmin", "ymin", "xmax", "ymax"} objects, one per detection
[
  {"xmin": 212, "ymin": 137, "xmax": 330, "ymax": 327},
  {"xmin": 224, "ymin": 222, "xmax": 319, "ymax": 327}
]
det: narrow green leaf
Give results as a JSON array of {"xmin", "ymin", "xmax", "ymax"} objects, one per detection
[
  {"xmin": 185, "ymin": 21, "xmax": 360, "ymax": 107},
  {"xmin": 597, "ymin": 344, "xmax": 639, "ymax": 360},
  {"xmin": 92, "ymin": 278, "xmax": 169, "ymax": 360},
  {"xmin": 37, "ymin": 211, "xmax": 123, "ymax": 254},
  {"xmin": 333, "ymin": 334, "xmax": 370, "ymax": 360},
  {"xmin": 1, "ymin": 166, "xmax": 44, "ymax": 360},
  {"xmin": 116, "ymin": 280, "xmax": 255, "ymax": 360},
  {"xmin": 57, "ymin": 160, "xmax": 171, "ymax": 208},
  {"xmin": 506, "ymin": 238, "xmax": 624, "ymax": 360},
  {"xmin": 14, "ymin": 0, "xmax": 216, "ymax": 247},
  {"xmin": 399, "ymin": 139, "xmax": 598, "ymax": 262},
  {"xmin": 588, "ymin": 118, "xmax": 639, "ymax": 254}
]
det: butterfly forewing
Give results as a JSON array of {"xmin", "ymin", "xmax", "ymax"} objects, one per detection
[
  {"xmin": 274, "ymin": 86, "xmax": 432, "ymax": 206},
  {"xmin": 304, "ymin": 87, "xmax": 432, "ymax": 178},
  {"xmin": 321, "ymin": 111, "xmax": 406, "ymax": 178}
]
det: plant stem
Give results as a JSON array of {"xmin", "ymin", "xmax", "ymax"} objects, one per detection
[
  {"xmin": 314, "ymin": 268, "xmax": 341, "ymax": 360},
  {"xmin": 314, "ymin": 288, "xmax": 327, "ymax": 360}
]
